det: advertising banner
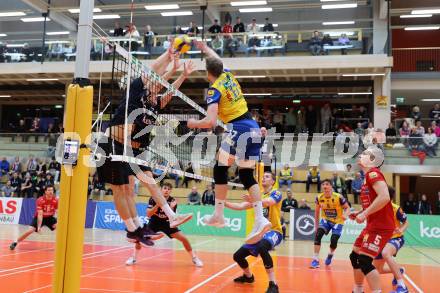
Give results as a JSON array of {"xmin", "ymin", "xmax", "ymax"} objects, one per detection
[
  {"xmin": 405, "ymin": 214, "xmax": 440, "ymax": 248},
  {"xmin": 0, "ymin": 197, "xmax": 23, "ymax": 225},
  {"xmin": 177, "ymin": 205, "xmax": 247, "ymax": 237},
  {"xmin": 289, "ymin": 209, "xmax": 316, "ymax": 241},
  {"xmin": 94, "ymin": 201, "xmax": 149, "ymax": 230},
  {"xmin": 19, "ymin": 198, "xmax": 36, "ymax": 225}
]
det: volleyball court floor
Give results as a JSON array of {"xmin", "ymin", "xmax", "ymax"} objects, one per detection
[{"xmin": 1, "ymin": 225, "xmax": 437, "ymax": 293}]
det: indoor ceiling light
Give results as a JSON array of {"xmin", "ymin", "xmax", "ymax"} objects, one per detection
[
  {"xmin": 243, "ymin": 93, "xmax": 272, "ymax": 96},
  {"xmin": 421, "ymin": 175, "xmax": 440, "ymax": 178},
  {"xmin": 405, "ymin": 26, "xmax": 440, "ymax": 31},
  {"xmin": 161, "ymin": 11, "xmax": 193, "ymax": 16},
  {"xmin": 322, "ymin": 3, "xmax": 357, "ymax": 9},
  {"xmin": 21, "ymin": 17, "xmax": 50, "ymax": 22},
  {"xmin": 322, "ymin": 21, "xmax": 355, "ymax": 25},
  {"xmin": 338, "ymin": 92, "xmax": 372, "ymax": 95},
  {"xmin": 93, "ymin": 14, "xmax": 120, "ymax": 19},
  {"xmin": 411, "ymin": 9, "xmax": 440, "ymax": 15},
  {"xmin": 342, "ymin": 73, "xmax": 385, "ymax": 77},
  {"xmin": 55, "ymin": 105, "xmax": 63, "ymax": 109},
  {"xmin": 239, "ymin": 7, "xmax": 273, "ymax": 13},
  {"xmin": 320, "ymin": 0, "xmax": 348, "ymax": 1},
  {"xmin": 0, "ymin": 12, "xmax": 26, "ymax": 17},
  {"xmin": 231, "ymin": 1, "xmax": 267, "ymax": 6},
  {"xmin": 0, "ymin": 95, "xmax": 12, "ymax": 98},
  {"xmin": 45, "ymin": 40, "xmax": 70, "ymax": 44},
  {"xmin": 326, "ymin": 31, "xmax": 355, "ymax": 36},
  {"xmin": 292, "ymin": 100, "xmax": 301, "ymax": 103},
  {"xmin": 26, "ymin": 78, "xmax": 59, "ymax": 81},
  {"xmin": 421, "ymin": 99, "xmax": 440, "ymax": 102},
  {"xmin": 46, "ymin": 31, "xmax": 70, "ymax": 35},
  {"xmin": 257, "ymin": 23, "xmax": 278, "ymax": 27},
  {"xmin": 6, "ymin": 44, "xmax": 25, "ymax": 48},
  {"xmin": 400, "ymin": 14, "xmax": 432, "ymax": 18},
  {"xmin": 235, "ymin": 75, "xmax": 266, "ymax": 78},
  {"xmin": 145, "ymin": 4, "xmax": 179, "ymax": 10},
  {"xmin": 68, "ymin": 8, "xmax": 102, "ymax": 13},
  {"xmin": 0, "ymin": 34, "xmax": 7, "ymax": 37}
]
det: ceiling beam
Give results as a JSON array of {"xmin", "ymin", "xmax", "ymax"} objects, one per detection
[{"xmin": 196, "ymin": 0, "xmax": 221, "ymax": 24}]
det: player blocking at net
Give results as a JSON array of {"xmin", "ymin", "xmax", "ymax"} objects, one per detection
[
  {"xmin": 97, "ymin": 45, "xmax": 194, "ymax": 247},
  {"xmin": 187, "ymin": 40, "xmax": 271, "ymax": 244},
  {"xmin": 310, "ymin": 179, "xmax": 350, "ymax": 269},
  {"xmin": 10, "ymin": 185, "xmax": 57, "ymax": 250},
  {"xmin": 226, "ymin": 172, "xmax": 282, "ymax": 293}
]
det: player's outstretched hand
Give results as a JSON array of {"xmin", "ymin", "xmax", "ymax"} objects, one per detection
[
  {"xmin": 193, "ymin": 40, "xmax": 207, "ymax": 52},
  {"xmin": 355, "ymin": 211, "xmax": 366, "ymax": 224},
  {"xmin": 183, "ymin": 60, "xmax": 196, "ymax": 77},
  {"xmin": 348, "ymin": 210, "xmax": 360, "ymax": 220},
  {"xmin": 241, "ymin": 194, "xmax": 252, "ymax": 203}
]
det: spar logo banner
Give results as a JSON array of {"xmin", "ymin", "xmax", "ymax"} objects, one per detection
[
  {"xmin": 94, "ymin": 201, "xmax": 149, "ymax": 230},
  {"xmin": 405, "ymin": 214, "xmax": 440, "ymax": 248},
  {"xmin": 177, "ymin": 205, "xmax": 246, "ymax": 237},
  {"xmin": 0, "ymin": 197, "xmax": 23, "ymax": 225}
]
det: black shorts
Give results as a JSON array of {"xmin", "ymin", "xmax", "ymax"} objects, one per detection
[
  {"xmin": 96, "ymin": 137, "xmax": 152, "ymax": 185},
  {"xmin": 31, "ymin": 216, "xmax": 57, "ymax": 231},
  {"xmin": 149, "ymin": 219, "xmax": 180, "ymax": 238}
]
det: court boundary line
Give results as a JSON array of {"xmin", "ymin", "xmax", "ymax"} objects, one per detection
[
  {"xmin": 403, "ymin": 273, "xmax": 424, "ymax": 293},
  {"xmin": 183, "ymin": 262, "xmax": 237, "ymax": 293}
]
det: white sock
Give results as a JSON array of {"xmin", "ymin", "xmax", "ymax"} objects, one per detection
[
  {"xmin": 214, "ymin": 199, "xmax": 225, "ymax": 218},
  {"xmin": 267, "ymin": 271, "xmax": 276, "ymax": 282},
  {"xmin": 371, "ymin": 290, "xmax": 381, "ymax": 293},
  {"xmin": 313, "ymin": 253, "xmax": 319, "ymax": 260},
  {"xmin": 124, "ymin": 219, "xmax": 137, "ymax": 232},
  {"xmin": 328, "ymin": 251, "xmax": 334, "ymax": 256},
  {"xmin": 253, "ymin": 201, "xmax": 264, "ymax": 222},
  {"xmin": 133, "ymin": 246, "xmax": 139, "ymax": 260},
  {"xmin": 161, "ymin": 204, "xmax": 176, "ymax": 219},
  {"xmin": 397, "ymin": 279, "xmax": 406, "ymax": 288},
  {"xmin": 133, "ymin": 216, "xmax": 141, "ymax": 228},
  {"xmin": 190, "ymin": 250, "xmax": 196, "ymax": 258},
  {"xmin": 353, "ymin": 285, "xmax": 364, "ymax": 293}
]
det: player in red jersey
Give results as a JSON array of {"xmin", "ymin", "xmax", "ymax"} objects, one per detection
[
  {"xmin": 349, "ymin": 147, "xmax": 395, "ymax": 293},
  {"xmin": 10, "ymin": 185, "xmax": 58, "ymax": 250}
]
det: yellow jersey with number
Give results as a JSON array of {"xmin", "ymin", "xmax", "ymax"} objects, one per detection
[
  {"xmin": 206, "ymin": 70, "xmax": 248, "ymax": 123},
  {"xmin": 391, "ymin": 203, "xmax": 407, "ymax": 239},
  {"xmin": 262, "ymin": 188, "xmax": 283, "ymax": 234},
  {"xmin": 315, "ymin": 192, "xmax": 347, "ymax": 225}
]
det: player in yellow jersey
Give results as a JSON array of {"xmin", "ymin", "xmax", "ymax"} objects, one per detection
[
  {"xmin": 311, "ymin": 179, "xmax": 350, "ymax": 269},
  {"xmin": 187, "ymin": 40, "xmax": 270, "ymax": 245},
  {"xmin": 373, "ymin": 186, "xmax": 409, "ymax": 293},
  {"xmin": 225, "ymin": 172, "xmax": 282, "ymax": 293}
]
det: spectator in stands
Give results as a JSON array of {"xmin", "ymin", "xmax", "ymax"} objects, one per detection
[
  {"xmin": 354, "ymin": 122, "xmax": 364, "ymax": 137},
  {"xmin": 247, "ymin": 18, "xmax": 259, "ymax": 34},
  {"xmin": 187, "ymin": 186, "xmax": 201, "ymax": 205},
  {"xmin": 298, "ymin": 199, "xmax": 311, "ymax": 210},
  {"xmin": 222, "ymin": 20, "xmax": 233, "ymax": 34},
  {"xmin": 429, "ymin": 103, "xmax": 440, "ymax": 123},
  {"xmin": 344, "ymin": 164, "xmax": 354, "ymax": 194},
  {"xmin": 35, "ymin": 174, "xmax": 47, "ymax": 197},
  {"xmin": 285, "ymin": 108, "xmax": 297, "ymax": 134},
  {"xmin": 91, "ymin": 174, "xmax": 106, "ymax": 200},
  {"xmin": 26, "ymin": 155, "xmax": 37, "ymax": 175},
  {"xmin": 431, "ymin": 121, "xmax": 440, "ymax": 137},
  {"xmin": 152, "ymin": 164, "xmax": 165, "ymax": 180},
  {"xmin": 385, "ymin": 122, "xmax": 397, "ymax": 144},
  {"xmin": 409, "ymin": 127, "xmax": 427, "ymax": 164},
  {"xmin": 246, "ymin": 27, "xmax": 261, "ymax": 57},
  {"xmin": 418, "ymin": 194, "xmax": 432, "ymax": 215},
  {"xmin": 162, "ymin": 35, "xmax": 172, "ymax": 50},
  {"xmin": 423, "ymin": 127, "xmax": 438, "ymax": 157},
  {"xmin": 358, "ymin": 105, "xmax": 369, "ymax": 121},
  {"xmin": 113, "ymin": 21, "xmax": 124, "ymax": 37},
  {"xmin": 21, "ymin": 173, "xmax": 33, "ymax": 198},
  {"xmin": 281, "ymin": 189, "xmax": 298, "ymax": 212},
  {"xmin": 224, "ymin": 34, "xmax": 238, "ymax": 57},
  {"xmin": 305, "ymin": 105, "xmax": 317, "ymax": 135},
  {"xmin": 10, "ymin": 172, "xmax": 21, "ymax": 196},
  {"xmin": 260, "ymin": 127, "xmax": 276, "ymax": 172},
  {"xmin": 0, "ymin": 157, "xmax": 9, "ymax": 175},
  {"xmin": 172, "ymin": 25, "xmax": 184, "ymax": 35},
  {"xmin": 321, "ymin": 34, "xmax": 333, "ymax": 55},
  {"xmin": 338, "ymin": 33, "xmax": 351, "ymax": 55},
  {"xmin": 306, "ymin": 166, "xmax": 321, "ymax": 192},
  {"xmin": 259, "ymin": 36, "xmax": 274, "ymax": 56},
  {"xmin": 183, "ymin": 162, "xmax": 199, "ymax": 188},
  {"xmin": 351, "ymin": 172, "xmax": 363, "ymax": 204},
  {"xmin": 208, "ymin": 19, "xmax": 222, "ymax": 34},
  {"xmin": 262, "ymin": 17, "xmax": 274, "ymax": 32},
  {"xmin": 167, "ymin": 163, "xmax": 181, "ymax": 188},
  {"xmin": 279, "ymin": 165, "xmax": 293, "ymax": 188},
  {"xmin": 143, "ymin": 25, "xmax": 155, "ymax": 55},
  {"xmin": 202, "ymin": 184, "xmax": 215, "ymax": 205},
  {"xmin": 335, "ymin": 128, "xmax": 346, "ymax": 153},
  {"xmin": 36, "ymin": 158, "xmax": 46, "ymax": 176},
  {"xmin": 273, "ymin": 110, "xmax": 284, "ymax": 134},
  {"xmin": 11, "ymin": 157, "xmax": 22, "ymax": 174},
  {"xmin": 48, "ymin": 156, "xmax": 61, "ymax": 183},
  {"xmin": 331, "ymin": 172, "xmax": 345, "ymax": 196},
  {"xmin": 366, "ymin": 122, "xmax": 375, "ymax": 134},
  {"xmin": 410, "ymin": 106, "xmax": 421, "ymax": 121},
  {"xmin": 414, "ymin": 120, "xmax": 425, "ymax": 135},
  {"xmin": 320, "ymin": 103, "xmax": 332, "ymax": 133},
  {"xmin": 436, "ymin": 191, "xmax": 440, "ymax": 215},
  {"xmin": 297, "ymin": 106, "xmax": 307, "ymax": 133},
  {"xmin": 233, "ymin": 17, "xmax": 245, "ymax": 33},
  {"xmin": 309, "ymin": 31, "xmax": 322, "ymax": 56},
  {"xmin": 187, "ymin": 21, "xmax": 200, "ymax": 36},
  {"xmin": 403, "ymin": 193, "xmax": 418, "ymax": 214},
  {"xmin": 124, "ymin": 24, "xmax": 140, "ymax": 51},
  {"xmin": 399, "ymin": 120, "xmax": 411, "ymax": 144},
  {"xmin": 1, "ymin": 180, "xmax": 14, "ymax": 197},
  {"xmin": 372, "ymin": 137, "xmax": 384, "ymax": 152},
  {"xmin": 211, "ymin": 35, "xmax": 224, "ymax": 57}
]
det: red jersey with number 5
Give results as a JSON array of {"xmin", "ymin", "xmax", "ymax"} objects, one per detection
[
  {"xmin": 35, "ymin": 196, "xmax": 58, "ymax": 217},
  {"xmin": 359, "ymin": 168, "xmax": 394, "ymax": 231}
]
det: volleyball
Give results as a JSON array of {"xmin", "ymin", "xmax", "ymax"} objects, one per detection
[{"xmin": 173, "ymin": 35, "xmax": 192, "ymax": 54}]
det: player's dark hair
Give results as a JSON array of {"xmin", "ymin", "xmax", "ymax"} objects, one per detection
[
  {"xmin": 162, "ymin": 182, "xmax": 173, "ymax": 189},
  {"xmin": 206, "ymin": 57, "xmax": 223, "ymax": 78},
  {"xmin": 264, "ymin": 171, "xmax": 276, "ymax": 182},
  {"xmin": 44, "ymin": 184, "xmax": 55, "ymax": 192},
  {"xmin": 388, "ymin": 186, "xmax": 395, "ymax": 200},
  {"xmin": 321, "ymin": 179, "xmax": 332, "ymax": 185}
]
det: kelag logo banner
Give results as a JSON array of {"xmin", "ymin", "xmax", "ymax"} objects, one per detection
[
  {"xmin": 0, "ymin": 197, "xmax": 23, "ymax": 225},
  {"xmin": 177, "ymin": 205, "xmax": 247, "ymax": 237},
  {"xmin": 405, "ymin": 214, "xmax": 440, "ymax": 248},
  {"xmin": 94, "ymin": 201, "xmax": 149, "ymax": 230}
]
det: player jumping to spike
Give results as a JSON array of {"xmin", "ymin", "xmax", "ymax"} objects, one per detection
[
  {"xmin": 187, "ymin": 40, "xmax": 271, "ymax": 244},
  {"xmin": 10, "ymin": 185, "xmax": 58, "ymax": 250},
  {"xmin": 226, "ymin": 172, "xmax": 282, "ymax": 293},
  {"xmin": 349, "ymin": 146, "xmax": 395, "ymax": 293},
  {"xmin": 310, "ymin": 179, "xmax": 350, "ymax": 268},
  {"xmin": 125, "ymin": 183, "xmax": 203, "ymax": 267},
  {"xmin": 373, "ymin": 186, "xmax": 409, "ymax": 293}
]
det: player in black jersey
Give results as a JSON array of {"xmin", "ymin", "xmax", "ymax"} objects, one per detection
[
  {"xmin": 125, "ymin": 182, "xmax": 203, "ymax": 267},
  {"xmin": 97, "ymin": 46, "xmax": 195, "ymax": 247}
]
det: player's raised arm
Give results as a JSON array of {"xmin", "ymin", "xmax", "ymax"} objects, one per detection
[
  {"xmin": 187, "ymin": 103, "xmax": 218, "ymax": 129},
  {"xmin": 161, "ymin": 61, "xmax": 196, "ymax": 109},
  {"xmin": 193, "ymin": 40, "xmax": 221, "ymax": 60}
]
